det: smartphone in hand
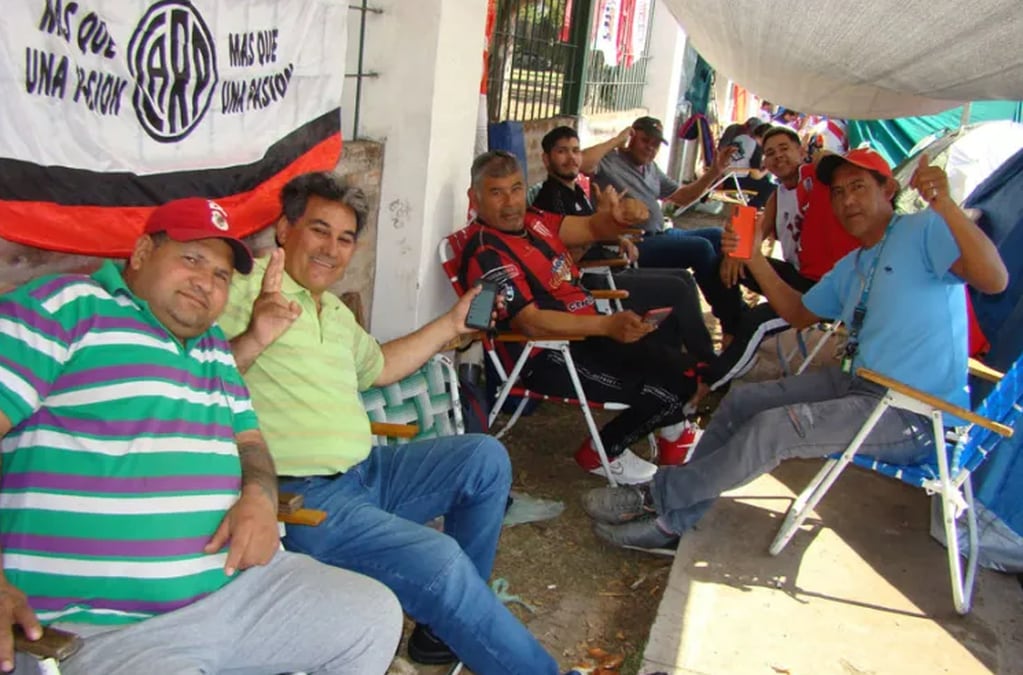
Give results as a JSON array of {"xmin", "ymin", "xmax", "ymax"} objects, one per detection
[
  {"xmin": 642, "ymin": 307, "xmax": 673, "ymax": 328},
  {"xmin": 464, "ymin": 281, "xmax": 499, "ymax": 330},
  {"xmin": 14, "ymin": 625, "xmax": 83, "ymax": 661}
]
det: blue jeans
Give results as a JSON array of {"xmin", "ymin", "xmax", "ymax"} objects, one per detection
[
  {"xmin": 651, "ymin": 367, "xmax": 936, "ymax": 535},
  {"xmin": 635, "ymin": 226, "xmax": 722, "ymax": 278},
  {"xmin": 280, "ymin": 435, "xmax": 558, "ymax": 675}
]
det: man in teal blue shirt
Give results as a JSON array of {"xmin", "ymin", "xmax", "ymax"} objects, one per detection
[{"xmin": 582, "ymin": 148, "xmax": 1008, "ymax": 552}]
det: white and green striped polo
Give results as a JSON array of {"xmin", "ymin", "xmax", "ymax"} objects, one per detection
[{"xmin": 0, "ymin": 261, "xmax": 258, "ymax": 626}]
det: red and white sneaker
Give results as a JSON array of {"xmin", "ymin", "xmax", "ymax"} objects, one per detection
[
  {"xmin": 575, "ymin": 440, "xmax": 658, "ymax": 485},
  {"xmin": 656, "ymin": 422, "xmax": 703, "ymax": 466}
]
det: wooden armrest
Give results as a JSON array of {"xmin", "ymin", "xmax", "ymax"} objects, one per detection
[
  {"xmin": 278, "ymin": 508, "xmax": 327, "ymax": 526},
  {"xmin": 857, "ymin": 368, "xmax": 1013, "ymax": 437},
  {"xmin": 442, "ymin": 332, "xmax": 484, "ymax": 351},
  {"xmin": 590, "ymin": 289, "xmax": 629, "ymax": 301},
  {"xmin": 278, "ymin": 491, "xmax": 304, "ymax": 515},
  {"xmin": 968, "ymin": 358, "xmax": 1004, "ymax": 383},
  {"xmin": 494, "ymin": 333, "xmax": 585, "ymax": 342},
  {"xmin": 578, "ymin": 259, "xmax": 629, "ymax": 270},
  {"xmin": 370, "ymin": 421, "xmax": 419, "ymax": 439}
]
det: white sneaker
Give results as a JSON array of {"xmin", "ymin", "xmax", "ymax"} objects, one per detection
[{"xmin": 589, "ymin": 449, "xmax": 658, "ymax": 485}]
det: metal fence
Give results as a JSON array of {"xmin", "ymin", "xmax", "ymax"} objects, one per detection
[
  {"xmin": 581, "ymin": 1, "xmax": 656, "ymax": 115},
  {"xmin": 486, "ymin": 0, "xmax": 657, "ymax": 123},
  {"xmin": 486, "ymin": 0, "xmax": 585, "ymax": 123}
]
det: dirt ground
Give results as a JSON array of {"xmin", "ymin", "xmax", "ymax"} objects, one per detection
[{"xmin": 391, "ymin": 403, "xmax": 680, "ymax": 675}]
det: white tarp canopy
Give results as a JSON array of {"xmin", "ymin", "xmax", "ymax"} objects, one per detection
[{"xmin": 662, "ymin": 0, "xmax": 1023, "ymax": 119}]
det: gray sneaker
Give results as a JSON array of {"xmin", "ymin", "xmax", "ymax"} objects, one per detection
[
  {"xmin": 581, "ymin": 484, "xmax": 652, "ymax": 524},
  {"xmin": 593, "ymin": 517, "xmax": 679, "ymax": 556}
]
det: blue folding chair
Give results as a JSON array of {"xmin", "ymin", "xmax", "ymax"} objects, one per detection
[{"xmin": 769, "ymin": 359, "xmax": 1020, "ymax": 614}]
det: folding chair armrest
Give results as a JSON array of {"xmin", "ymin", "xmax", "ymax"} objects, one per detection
[
  {"xmin": 590, "ymin": 289, "xmax": 629, "ymax": 301},
  {"xmin": 857, "ymin": 368, "xmax": 1013, "ymax": 437},
  {"xmin": 494, "ymin": 333, "xmax": 584, "ymax": 342},
  {"xmin": 370, "ymin": 421, "xmax": 420, "ymax": 439},
  {"xmin": 578, "ymin": 259, "xmax": 629, "ymax": 270},
  {"xmin": 278, "ymin": 508, "xmax": 328, "ymax": 526},
  {"xmin": 968, "ymin": 358, "xmax": 1004, "ymax": 383}
]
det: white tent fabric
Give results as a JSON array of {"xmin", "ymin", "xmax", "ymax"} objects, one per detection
[{"xmin": 662, "ymin": 0, "xmax": 1023, "ymax": 119}]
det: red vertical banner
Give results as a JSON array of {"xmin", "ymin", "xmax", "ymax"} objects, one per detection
[
  {"xmin": 481, "ymin": 0, "xmax": 497, "ymax": 94},
  {"xmin": 560, "ymin": 0, "xmax": 575, "ymax": 42},
  {"xmin": 616, "ymin": 0, "xmax": 636, "ymax": 67}
]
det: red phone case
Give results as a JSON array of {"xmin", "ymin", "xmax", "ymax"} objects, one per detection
[{"xmin": 728, "ymin": 205, "xmax": 757, "ymax": 260}]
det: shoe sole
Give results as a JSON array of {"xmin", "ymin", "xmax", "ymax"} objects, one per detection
[{"xmin": 621, "ymin": 543, "xmax": 677, "ymax": 557}]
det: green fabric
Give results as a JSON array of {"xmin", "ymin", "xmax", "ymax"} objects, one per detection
[
  {"xmin": 360, "ymin": 356, "xmax": 458, "ymax": 443},
  {"xmin": 0, "ymin": 261, "xmax": 255, "ymax": 625},
  {"xmin": 220, "ymin": 256, "xmax": 385, "ymax": 475},
  {"xmin": 847, "ymin": 101, "xmax": 1023, "ymax": 167}
]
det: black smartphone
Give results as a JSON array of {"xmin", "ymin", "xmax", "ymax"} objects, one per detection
[
  {"xmin": 14, "ymin": 625, "xmax": 83, "ymax": 661},
  {"xmin": 465, "ymin": 281, "xmax": 499, "ymax": 330}
]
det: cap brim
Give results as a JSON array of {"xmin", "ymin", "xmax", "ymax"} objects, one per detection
[{"xmin": 164, "ymin": 228, "xmax": 254, "ymax": 274}]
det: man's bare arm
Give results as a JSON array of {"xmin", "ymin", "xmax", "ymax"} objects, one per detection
[
  {"xmin": 580, "ymin": 128, "xmax": 631, "ymax": 174},
  {"xmin": 510, "ymin": 304, "xmax": 612, "ymax": 338},
  {"xmin": 235, "ymin": 429, "xmax": 278, "ymax": 506},
  {"xmin": 939, "ymin": 196, "xmax": 1007, "ymax": 293},
  {"xmin": 511, "ymin": 305, "xmax": 652, "ymax": 343},
  {"xmin": 722, "ymin": 226, "xmax": 820, "ymax": 330},
  {"xmin": 560, "ymin": 185, "xmax": 647, "ymax": 248},
  {"xmin": 664, "ymin": 145, "xmax": 737, "ymax": 206},
  {"xmin": 375, "ymin": 287, "xmax": 483, "ymax": 386}
]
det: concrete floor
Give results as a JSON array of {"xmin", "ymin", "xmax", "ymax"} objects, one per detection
[{"xmin": 640, "ymin": 461, "xmax": 1023, "ymax": 675}]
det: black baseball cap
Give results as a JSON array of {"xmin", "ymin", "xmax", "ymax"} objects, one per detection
[{"xmin": 632, "ymin": 116, "xmax": 668, "ymax": 144}]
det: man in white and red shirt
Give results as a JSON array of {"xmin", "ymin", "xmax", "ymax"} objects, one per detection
[
  {"xmin": 458, "ymin": 151, "xmax": 703, "ymax": 484},
  {"xmin": 704, "ymin": 125, "xmax": 860, "ymax": 387}
]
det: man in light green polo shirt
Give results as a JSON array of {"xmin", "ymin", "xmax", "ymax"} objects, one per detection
[{"xmin": 219, "ymin": 172, "xmax": 563, "ymax": 675}]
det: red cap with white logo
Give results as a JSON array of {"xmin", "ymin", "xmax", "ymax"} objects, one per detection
[{"xmin": 144, "ymin": 198, "xmax": 254, "ymax": 273}]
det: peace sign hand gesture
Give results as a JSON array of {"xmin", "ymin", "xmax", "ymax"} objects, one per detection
[{"xmin": 246, "ymin": 249, "xmax": 301, "ymax": 349}]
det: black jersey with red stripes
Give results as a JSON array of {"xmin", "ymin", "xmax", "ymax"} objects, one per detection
[{"xmin": 458, "ymin": 209, "xmax": 597, "ymax": 330}]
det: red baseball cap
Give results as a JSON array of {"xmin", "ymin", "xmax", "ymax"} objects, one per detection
[
  {"xmin": 816, "ymin": 148, "xmax": 893, "ymax": 185},
  {"xmin": 144, "ymin": 198, "xmax": 254, "ymax": 274}
]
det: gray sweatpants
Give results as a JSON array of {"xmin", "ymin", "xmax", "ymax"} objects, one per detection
[
  {"xmin": 652, "ymin": 366, "xmax": 937, "ymax": 534},
  {"xmin": 15, "ymin": 551, "xmax": 402, "ymax": 675}
]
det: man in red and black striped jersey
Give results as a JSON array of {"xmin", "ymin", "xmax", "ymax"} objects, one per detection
[{"xmin": 458, "ymin": 151, "xmax": 702, "ymax": 485}]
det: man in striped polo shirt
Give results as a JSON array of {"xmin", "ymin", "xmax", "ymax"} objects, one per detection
[{"xmin": 0, "ymin": 199, "xmax": 400, "ymax": 674}]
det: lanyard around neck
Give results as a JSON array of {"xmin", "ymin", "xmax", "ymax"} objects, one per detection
[{"xmin": 842, "ymin": 218, "xmax": 896, "ymax": 372}]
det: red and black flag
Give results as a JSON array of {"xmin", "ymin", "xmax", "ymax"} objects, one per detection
[{"xmin": 0, "ymin": 0, "xmax": 347, "ymax": 257}]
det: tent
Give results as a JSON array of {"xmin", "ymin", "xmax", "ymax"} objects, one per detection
[
  {"xmin": 934, "ymin": 149, "xmax": 1023, "ymax": 572},
  {"xmin": 849, "ymin": 101, "xmax": 1023, "ymax": 167},
  {"xmin": 890, "ymin": 121, "xmax": 1023, "ymax": 212},
  {"xmin": 660, "ymin": 0, "xmax": 1023, "ymax": 119}
]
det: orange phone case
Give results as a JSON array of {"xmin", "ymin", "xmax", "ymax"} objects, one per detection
[{"xmin": 727, "ymin": 205, "xmax": 757, "ymax": 260}]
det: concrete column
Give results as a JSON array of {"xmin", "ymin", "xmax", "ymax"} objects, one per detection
[
  {"xmin": 642, "ymin": 0, "xmax": 688, "ymax": 173},
  {"xmin": 344, "ymin": 0, "xmax": 487, "ymax": 341}
]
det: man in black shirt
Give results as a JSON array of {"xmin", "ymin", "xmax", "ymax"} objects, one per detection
[{"xmin": 532, "ymin": 126, "xmax": 718, "ymax": 371}]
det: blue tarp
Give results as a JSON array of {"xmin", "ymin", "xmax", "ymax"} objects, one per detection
[
  {"xmin": 847, "ymin": 101, "xmax": 1023, "ymax": 167},
  {"xmin": 965, "ymin": 148, "xmax": 1023, "ymax": 540}
]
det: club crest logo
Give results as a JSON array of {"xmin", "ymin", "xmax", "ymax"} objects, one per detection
[
  {"xmin": 208, "ymin": 200, "xmax": 229, "ymax": 230},
  {"xmin": 128, "ymin": 0, "xmax": 219, "ymax": 143},
  {"xmin": 549, "ymin": 254, "xmax": 572, "ymax": 289}
]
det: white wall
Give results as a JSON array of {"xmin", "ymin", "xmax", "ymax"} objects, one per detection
[
  {"xmin": 342, "ymin": 0, "xmax": 487, "ymax": 340},
  {"xmin": 642, "ymin": 0, "xmax": 688, "ymax": 173}
]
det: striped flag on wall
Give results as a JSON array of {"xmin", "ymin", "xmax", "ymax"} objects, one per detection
[{"xmin": 0, "ymin": 0, "xmax": 347, "ymax": 257}]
